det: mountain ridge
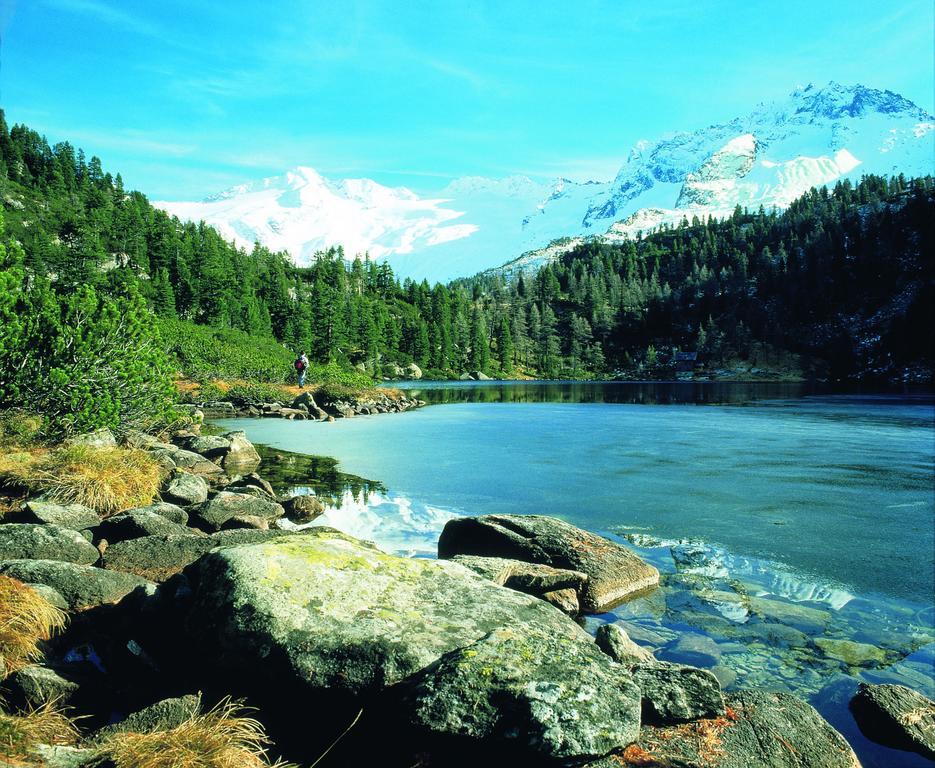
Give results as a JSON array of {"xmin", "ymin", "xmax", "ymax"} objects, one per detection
[{"xmin": 155, "ymin": 82, "xmax": 934, "ymax": 282}]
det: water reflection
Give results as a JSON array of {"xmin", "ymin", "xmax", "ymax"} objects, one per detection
[{"xmin": 255, "ymin": 445, "xmax": 385, "ymax": 506}]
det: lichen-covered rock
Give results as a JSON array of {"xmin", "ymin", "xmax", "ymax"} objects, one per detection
[
  {"xmin": 2, "ymin": 664, "xmax": 80, "ymax": 709},
  {"xmin": 64, "ymin": 428, "xmax": 117, "ymax": 449},
  {"xmin": 160, "ymin": 469, "xmax": 208, "ymax": 507},
  {"xmin": 183, "ymin": 531, "xmax": 596, "ymax": 700},
  {"xmin": 97, "ymin": 509, "xmax": 195, "ymax": 543},
  {"xmin": 438, "ymin": 514, "xmax": 658, "ymax": 612},
  {"xmin": 633, "ymin": 662, "xmax": 725, "ymax": 724},
  {"xmin": 150, "ymin": 446, "xmax": 222, "ymax": 476},
  {"xmin": 190, "ymin": 491, "xmax": 284, "ymax": 532},
  {"xmin": 87, "ymin": 694, "xmax": 202, "ymax": 743},
  {"xmin": 628, "ymin": 690, "xmax": 861, "ymax": 767},
  {"xmin": 397, "ymin": 626, "xmax": 641, "ymax": 762},
  {"xmin": 18, "ymin": 500, "xmax": 98, "ymax": 531},
  {"xmin": 596, "ymin": 622, "xmax": 655, "ymax": 666},
  {"xmin": 31, "ymin": 746, "xmax": 96, "ymax": 768},
  {"xmin": 0, "ymin": 559, "xmax": 151, "ymax": 610},
  {"xmin": 122, "ymin": 501, "xmax": 188, "ymax": 526},
  {"xmin": 542, "ymin": 587, "xmax": 580, "ymax": 614},
  {"xmin": 851, "ymin": 682, "xmax": 935, "ymax": 758},
  {"xmin": 0, "ymin": 524, "xmax": 99, "ymax": 565},
  {"xmin": 815, "ymin": 637, "xmax": 887, "ymax": 667}
]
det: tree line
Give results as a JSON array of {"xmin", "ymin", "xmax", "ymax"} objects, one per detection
[{"xmin": 1, "ymin": 109, "xmax": 932, "ymax": 385}]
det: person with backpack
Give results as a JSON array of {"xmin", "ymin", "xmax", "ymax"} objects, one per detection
[{"xmin": 294, "ymin": 351, "xmax": 310, "ymax": 388}]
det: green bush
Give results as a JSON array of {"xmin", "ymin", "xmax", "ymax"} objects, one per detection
[
  {"xmin": 0, "ymin": 215, "xmax": 177, "ymax": 438},
  {"xmin": 0, "ymin": 410, "xmax": 43, "ymax": 447},
  {"xmin": 224, "ymin": 381, "xmax": 291, "ymax": 404},
  {"xmin": 160, "ymin": 320, "xmax": 295, "ymax": 382}
]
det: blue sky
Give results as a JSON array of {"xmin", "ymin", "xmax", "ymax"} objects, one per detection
[{"xmin": 1, "ymin": 0, "xmax": 932, "ymax": 200}]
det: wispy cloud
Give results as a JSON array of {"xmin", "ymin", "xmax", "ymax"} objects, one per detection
[{"xmin": 42, "ymin": 0, "xmax": 159, "ymax": 36}]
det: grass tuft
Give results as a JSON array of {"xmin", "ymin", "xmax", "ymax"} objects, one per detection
[
  {"xmin": 92, "ymin": 698, "xmax": 295, "ymax": 768},
  {"xmin": 0, "ymin": 702, "xmax": 79, "ymax": 762},
  {"xmin": 0, "ymin": 576, "xmax": 67, "ymax": 677},
  {"xmin": 0, "ymin": 445, "xmax": 165, "ymax": 518}
]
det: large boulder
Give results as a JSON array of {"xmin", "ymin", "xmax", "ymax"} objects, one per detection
[
  {"xmin": 405, "ymin": 362, "xmax": 423, "ymax": 379},
  {"xmin": 189, "ymin": 492, "xmax": 284, "ymax": 532},
  {"xmin": 438, "ymin": 515, "xmax": 659, "ymax": 612},
  {"xmin": 0, "ymin": 559, "xmax": 151, "ymax": 610},
  {"xmin": 850, "ymin": 682, "xmax": 935, "ymax": 759},
  {"xmin": 397, "ymin": 626, "xmax": 641, "ymax": 763},
  {"xmin": 160, "ymin": 470, "xmax": 209, "ymax": 507},
  {"xmin": 628, "ymin": 690, "xmax": 862, "ymax": 768},
  {"xmin": 182, "ymin": 531, "xmax": 597, "ymax": 701},
  {"xmin": 18, "ymin": 501, "xmax": 98, "ymax": 531},
  {"xmin": 149, "ymin": 445, "xmax": 223, "ymax": 476},
  {"xmin": 0, "ymin": 524, "xmax": 99, "ymax": 565},
  {"xmin": 282, "ymin": 494, "xmax": 326, "ymax": 522}
]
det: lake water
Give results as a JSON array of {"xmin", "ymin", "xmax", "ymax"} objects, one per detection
[{"xmin": 216, "ymin": 381, "xmax": 935, "ymax": 768}]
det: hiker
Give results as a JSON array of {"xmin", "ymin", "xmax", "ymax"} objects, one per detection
[{"xmin": 294, "ymin": 351, "xmax": 310, "ymax": 388}]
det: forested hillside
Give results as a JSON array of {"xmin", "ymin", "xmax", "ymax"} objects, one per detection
[{"xmin": 0, "ymin": 109, "xmax": 932, "ymax": 386}]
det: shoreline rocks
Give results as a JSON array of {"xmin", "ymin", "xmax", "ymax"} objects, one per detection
[
  {"xmin": 850, "ymin": 682, "xmax": 935, "ymax": 759},
  {"xmin": 438, "ymin": 514, "xmax": 660, "ymax": 612}
]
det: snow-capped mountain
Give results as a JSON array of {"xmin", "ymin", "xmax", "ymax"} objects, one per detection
[{"xmin": 156, "ymin": 82, "xmax": 934, "ymax": 281}]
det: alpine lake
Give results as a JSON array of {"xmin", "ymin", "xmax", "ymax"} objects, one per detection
[{"xmin": 215, "ymin": 381, "xmax": 935, "ymax": 768}]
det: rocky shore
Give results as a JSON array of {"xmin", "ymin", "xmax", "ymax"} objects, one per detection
[
  {"xmin": 186, "ymin": 388, "xmax": 426, "ymax": 422},
  {"xmin": 0, "ymin": 423, "xmax": 932, "ymax": 766}
]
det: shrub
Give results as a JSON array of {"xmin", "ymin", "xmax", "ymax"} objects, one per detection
[
  {"xmin": 1, "ymin": 445, "xmax": 165, "ymax": 517},
  {"xmin": 92, "ymin": 698, "xmax": 294, "ymax": 768},
  {"xmin": 224, "ymin": 381, "xmax": 293, "ymax": 405},
  {"xmin": 0, "ymin": 702, "xmax": 79, "ymax": 762},
  {"xmin": 159, "ymin": 320, "xmax": 294, "ymax": 383},
  {"xmin": 0, "ymin": 236, "xmax": 178, "ymax": 438},
  {"xmin": 0, "ymin": 576, "xmax": 67, "ymax": 676}
]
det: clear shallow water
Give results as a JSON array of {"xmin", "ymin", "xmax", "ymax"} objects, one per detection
[{"xmin": 217, "ymin": 383, "xmax": 935, "ymax": 768}]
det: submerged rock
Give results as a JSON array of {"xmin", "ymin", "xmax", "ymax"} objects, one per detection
[
  {"xmin": 182, "ymin": 531, "xmax": 596, "ymax": 700},
  {"xmin": 815, "ymin": 637, "xmax": 887, "ymax": 667},
  {"xmin": 850, "ymin": 682, "xmax": 935, "ymax": 758},
  {"xmin": 438, "ymin": 514, "xmax": 659, "ymax": 612},
  {"xmin": 397, "ymin": 626, "xmax": 641, "ymax": 762},
  {"xmin": 0, "ymin": 523, "xmax": 99, "ymax": 565}
]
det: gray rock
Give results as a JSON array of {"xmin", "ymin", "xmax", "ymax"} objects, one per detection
[
  {"xmin": 282, "ymin": 494, "xmax": 325, "ymax": 522},
  {"xmin": 633, "ymin": 661, "xmax": 725, "ymax": 724},
  {"xmin": 220, "ymin": 514, "xmax": 269, "ymax": 531},
  {"xmin": 88, "ymin": 694, "xmax": 202, "ymax": 743},
  {"xmin": 632, "ymin": 690, "xmax": 861, "ymax": 767},
  {"xmin": 160, "ymin": 470, "xmax": 208, "ymax": 507},
  {"xmin": 542, "ymin": 587, "xmax": 580, "ymax": 614},
  {"xmin": 0, "ymin": 559, "xmax": 151, "ymax": 610},
  {"xmin": 405, "ymin": 362, "xmax": 423, "ymax": 379},
  {"xmin": 183, "ymin": 531, "xmax": 596, "ymax": 701},
  {"xmin": 97, "ymin": 509, "xmax": 195, "ymax": 543},
  {"xmin": 0, "ymin": 524, "xmax": 99, "ymax": 565},
  {"xmin": 19, "ymin": 501, "xmax": 98, "ymax": 531},
  {"xmin": 219, "ymin": 431, "xmax": 261, "ymax": 471},
  {"xmin": 226, "ymin": 472, "xmax": 275, "ymax": 498},
  {"xmin": 398, "ymin": 626, "xmax": 641, "ymax": 763},
  {"xmin": 123, "ymin": 502, "xmax": 188, "ymax": 526},
  {"xmin": 102, "ymin": 529, "xmax": 313, "ymax": 581},
  {"xmin": 438, "ymin": 514, "xmax": 659, "ymax": 612},
  {"xmin": 2, "ymin": 664, "xmax": 80, "ymax": 709},
  {"xmin": 176, "ymin": 434, "xmax": 230, "ymax": 458},
  {"xmin": 190, "ymin": 491, "xmax": 284, "ymax": 532},
  {"xmin": 25, "ymin": 583, "xmax": 69, "ymax": 610},
  {"xmin": 32, "ymin": 746, "xmax": 96, "ymax": 768},
  {"xmin": 63, "ymin": 428, "xmax": 117, "ymax": 449},
  {"xmin": 595, "ymin": 622, "xmax": 656, "ymax": 666},
  {"xmin": 151, "ymin": 446, "xmax": 222, "ymax": 476},
  {"xmin": 851, "ymin": 682, "xmax": 935, "ymax": 758}
]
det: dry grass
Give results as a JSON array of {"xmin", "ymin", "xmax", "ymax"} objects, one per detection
[
  {"xmin": 0, "ymin": 702, "xmax": 79, "ymax": 763},
  {"xmin": 0, "ymin": 576, "xmax": 67, "ymax": 677},
  {"xmin": 93, "ymin": 698, "xmax": 295, "ymax": 768},
  {"xmin": 0, "ymin": 444, "xmax": 165, "ymax": 518}
]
